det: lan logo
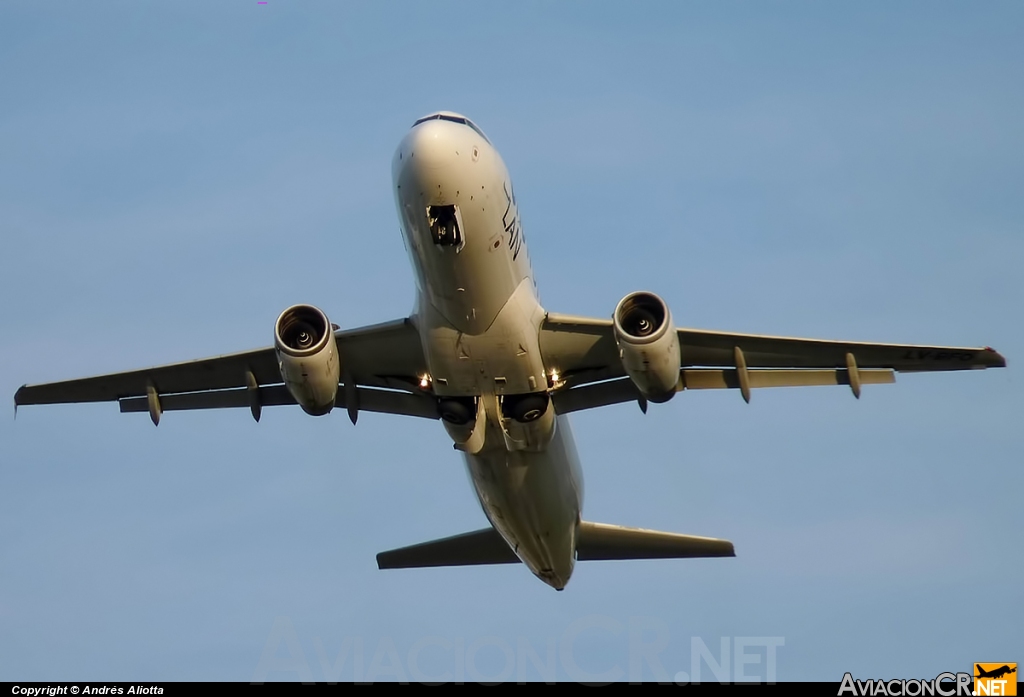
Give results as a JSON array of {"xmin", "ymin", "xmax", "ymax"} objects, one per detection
[{"xmin": 974, "ymin": 664, "xmax": 1017, "ymax": 696}]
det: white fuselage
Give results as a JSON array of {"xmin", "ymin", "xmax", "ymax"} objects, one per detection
[{"xmin": 392, "ymin": 115, "xmax": 583, "ymax": 589}]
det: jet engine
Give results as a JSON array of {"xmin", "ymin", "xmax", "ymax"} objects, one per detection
[
  {"xmin": 612, "ymin": 291, "xmax": 680, "ymax": 403},
  {"xmin": 274, "ymin": 304, "xmax": 340, "ymax": 416}
]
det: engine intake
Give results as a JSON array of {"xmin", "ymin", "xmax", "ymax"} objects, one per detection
[
  {"xmin": 613, "ymin": 291, "xmax": 680, "ymax": 403},
  {"xmin": 274, "ymin": 304, "xmax": 340, "ymax": 416}
]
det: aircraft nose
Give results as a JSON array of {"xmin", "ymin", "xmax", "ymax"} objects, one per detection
[{"xmin": 402, "ymin": 120, "xmax": 460, "ymax": 171}]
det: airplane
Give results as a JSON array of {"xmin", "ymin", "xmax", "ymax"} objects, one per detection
[
  {"xmin": 975, "ymin": 665, "xmax": 1016, "ymax": 680},
  {"xmin": 14, "ymin": 110, "xmax": 1007, "ymax": 591}
]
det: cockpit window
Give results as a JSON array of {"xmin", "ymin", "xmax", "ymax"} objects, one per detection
[
  {"xmin": 412, "ymin": 113, "xmax": 491, "ymax": 144},
  {"xmin": 464, "ymin": 119, "xmax": 490, "ymax": 143}
]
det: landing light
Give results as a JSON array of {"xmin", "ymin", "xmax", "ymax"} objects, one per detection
[
  {"xmin": 419, "ymin": 375, "xmax": 432, "ymax": 389},
  {"xmin": 548, "ymin": 370, "xmax": 561, "ymax": 388}
]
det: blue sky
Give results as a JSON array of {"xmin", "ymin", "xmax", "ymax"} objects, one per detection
[{"xmin": 1, "ymin": 1, "xmax": 1021, "ymax": 682}]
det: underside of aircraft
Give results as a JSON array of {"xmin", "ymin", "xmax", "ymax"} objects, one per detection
[{"xmin": 14, "ymin": 111, "xmax": 1006, "ymax": 590}]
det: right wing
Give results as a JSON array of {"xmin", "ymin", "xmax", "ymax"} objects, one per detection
[
  {"xmin": 15, "ymin": 318, "xmax": 438, "ymax": 421},
  {"xmin": 541, "ymin": 313, "xmax": 1006, "ymax": 413}
]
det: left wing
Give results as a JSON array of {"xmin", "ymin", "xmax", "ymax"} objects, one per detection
[
  {"xmin": 541, "ymin": 313, "xmax": 1006, "ymax": 413},
  {"xmin": 15, "ymin": 318, "xmax": 437, "ymax": 421}
]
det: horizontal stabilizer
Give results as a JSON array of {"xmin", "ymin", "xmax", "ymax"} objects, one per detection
[
  {"xmin": 376, "ymin": 522, "xmax": 734, "ymax": 571},
  {"xmin": 376, "ymin": 527, "xmax": 519, "ymax": 569},
  {"xmin": 576, "ymin": 521, "xmax": 735, "ymax": 560}
]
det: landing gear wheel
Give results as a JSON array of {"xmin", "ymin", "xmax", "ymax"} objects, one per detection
[
  {"xmin": 509, "ymin": 393, "xmax": 549, "ymax": 423},
  {"xmin": 438, "ymin": 397, "xmax": 475, "ymax": 425}
]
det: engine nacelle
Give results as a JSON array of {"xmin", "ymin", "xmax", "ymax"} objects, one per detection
[
  {"xmin": 612, "ymin": 291, "xmax": 680, "ymax": 403},
  {"xmin": 274, "ymin": 304, "xmax": 340, "ymax": 416}
]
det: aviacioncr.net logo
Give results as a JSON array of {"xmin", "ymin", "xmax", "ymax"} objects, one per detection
[
  {"xmin": 974, "ymin": 663, "xmax": 1017, "ymax": 697},
  {"xmin": 838, "ymin": 672, "xmax": 973, "ymax": 696}
]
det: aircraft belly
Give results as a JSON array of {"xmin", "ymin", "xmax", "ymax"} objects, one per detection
[
  {"xmin": 417, "ymin": 275, "xmax": 581, "ymax": 587},
  {"xmin": 420, "ymin": 277, "xmax": 548, "ymax": 398},
  {"xmin": 462, "ymin": 415, "xmax": 584, "ymax": 589},
  {"xmin": 393, "ymin": 115, "xmax": 584, "ymax": 589}
]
